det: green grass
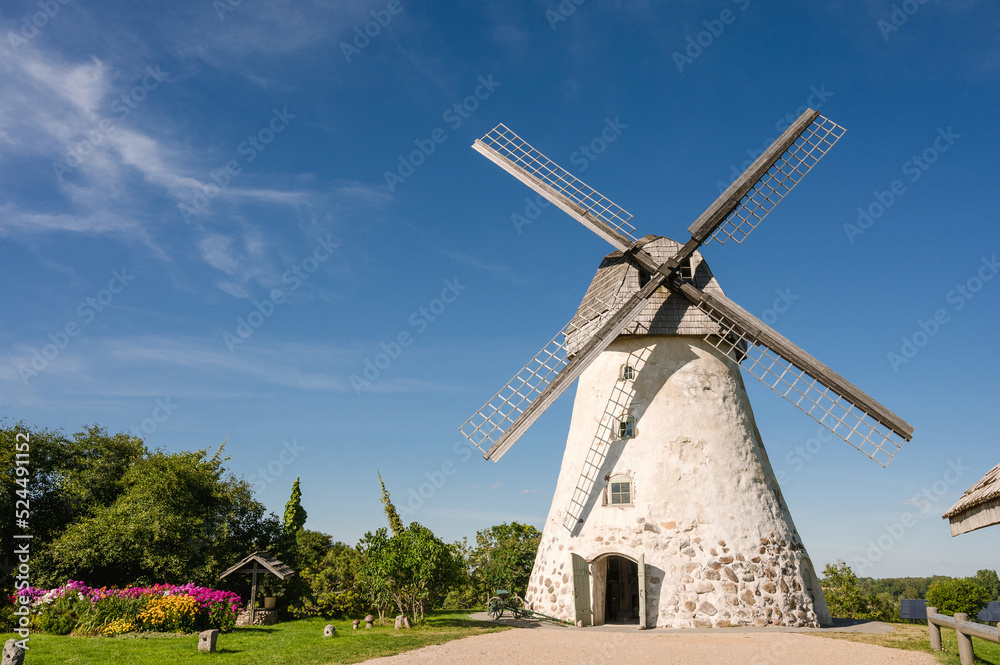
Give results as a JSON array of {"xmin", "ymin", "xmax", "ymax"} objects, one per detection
[
  {"xmin": 3, "ymin": 611, "xmax": 507, "ymax": 665},
  {"xmin": 811, "ymin": 621, "xmax": 1000, "ymax": 664}
]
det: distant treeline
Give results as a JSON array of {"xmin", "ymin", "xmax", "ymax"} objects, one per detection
[{"xmin": 858, "ymin": 575, "xmax": 960, "ymax": 601}]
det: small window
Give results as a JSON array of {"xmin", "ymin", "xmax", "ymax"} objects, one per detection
[
  {"xmin": 620, "ymin": 364, "xmax": 635, "ymax": 381},
  {"xmin": 609, "ymin": 476, "xmax": 632, "ymax": 506},
  {"xmin": 618, "ymin": 415, "xmax": 635, "ymax": 439}
]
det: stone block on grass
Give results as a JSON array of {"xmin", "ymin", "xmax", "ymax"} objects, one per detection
[{"xmin": 198, "ymin": 629, "xmax": 219, "ymax": 653}]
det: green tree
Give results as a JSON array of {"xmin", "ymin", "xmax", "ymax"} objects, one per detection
[
  {"xmin": 377, "ymin": 471, "xmax": 404, "ymax": 536},
  {"xmin": 41, "ymin": 447, "xmax": 279, "ymax": 588},
  {"xmin": 358, "ymin": 523, "xmax": 460, "ymax": 623},
  {"xmin": 821, "ymin": 561, "xmax": 895, "ymax": 621},
  {"xmin": 472, "ymin": 522, "xmax": 541, "ymax": 597},
  {"xmin": 927, "ymin": 579, "xmax": 991, "ymax": 617},
  {"xmin": 972, "ymin": 569, "xmax": 1000, "ymax": 601},
  {"xmin": 442, "ymin": 537, "xmax": 481, "ymax": 609},
  {"xmin": 1, "ymin": 421, "xmax": 149, "ymax": 591},
  {"xmin": 282, "ymin": 477, "xmax": 308, "ymax": 538}
]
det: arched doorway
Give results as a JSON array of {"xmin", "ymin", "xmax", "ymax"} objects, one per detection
[{"xmin": 597, "ymin": 555, "xmax": 640, "ymax": 624}]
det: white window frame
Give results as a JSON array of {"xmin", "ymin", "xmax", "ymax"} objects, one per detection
[
  {"xmin": 608, "ymin": 475, "xmax": 633, "ymax": 506},
  {"xmin": 620, "ymin": 364, "xmax": 635, "ymax": 381}
]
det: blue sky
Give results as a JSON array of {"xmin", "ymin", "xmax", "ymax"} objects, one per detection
[{"xmin": 1, "ymin": 0, "xmax": 998, "ymax": 578}]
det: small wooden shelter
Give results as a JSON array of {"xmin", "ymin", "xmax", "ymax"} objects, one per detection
[
  {"xmin": 220, "ymin": 551, "xmax": 295, "ymax": 623},
  {"xmin": 943, "ymin": 462, "xmax": 1000, "ymax": 536}
]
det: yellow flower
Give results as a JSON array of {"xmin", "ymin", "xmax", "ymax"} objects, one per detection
[
  {"xmin": 102, "ymin": 618, "xmax": 137, "ymax": 635},
  {"xmin": 137, "ymin": 595, "xmax": 199, "ymax": 632}
]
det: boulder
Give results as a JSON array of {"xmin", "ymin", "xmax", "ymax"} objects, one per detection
[
  {"xmin": 198, "ymin": 629, "xmax": 219, "ymax": 653},
  {"xmin": 3, "ymin": 640, "xmax": 25, "ymax": 665}
]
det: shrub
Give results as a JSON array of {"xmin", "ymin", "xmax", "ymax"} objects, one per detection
[
  {"xmin": 138, "ymin": 595, "xmax": 199, "ymax": 633},
  {"xmin": 207, "ymin": 600, "xmax": 237, "ymax": 632},
  {"xmin": 22, "ymin": 580, "xmax": 241, "ymax": 635},
  {"xmin": 926, "ymin": 579, "xmax": 991, "ymax": 617},
  {"xmin": 34, "ymin": 587, "xmax": 92, "ymax": 635},
  {"xmin": 101, "ymin": 617, "xmax": 138, "ymax": 635},
  {"xmin": 1, "ymin": 595, "xmax": 17, "ymax": 633}
]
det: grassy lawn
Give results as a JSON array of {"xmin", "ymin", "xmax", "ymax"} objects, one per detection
[
  {"xmin": 810, "ymin": 622, "xmax": 1000, "ymax": 664},
  {"xmin": 3, "ymin": 611, "xmax": 507, "ymax": 665}
]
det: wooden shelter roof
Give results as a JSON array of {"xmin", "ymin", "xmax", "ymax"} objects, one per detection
[
  {"xmin": 943, "ymin": 462, "xmax": 1000, "ymax": 536},
  {"xmin": 219, "ymin": 551, "xmax": 296, "ymax": 580},
  {"xmin": 566, "ymin": 235, "xmax": 729, "ymax": 352}
]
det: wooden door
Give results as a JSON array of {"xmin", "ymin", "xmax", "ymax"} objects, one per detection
[
  {"xmin": 572, "ymin": 553, "xmax": 592, "ymax": 626},
  {"xmin": 638, "ymin": 552, "xmax": 647, "ymax": 629}
]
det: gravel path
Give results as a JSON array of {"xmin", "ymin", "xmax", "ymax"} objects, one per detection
[{"xmin": 358, "ymin": 627, "xmax": 937, "ymax": 665}]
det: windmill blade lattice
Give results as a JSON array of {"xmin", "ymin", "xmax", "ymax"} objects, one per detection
[
  {"xmin": 684, "ymin": 288, "xmax": 911, "ymax": 466},
  {"xmin": 474, "ymin": 124, "xmax": 637, "ymax": 250},
  {"xmin": 460, "ymin": 292, "xmax": 629, "ymax": 456},
  {"xmin": 707, "ymin": 115, "xmax": 846, "ymax": 245}
]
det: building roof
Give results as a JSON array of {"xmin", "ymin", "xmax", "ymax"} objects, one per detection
[
  {"xmin": 219, "ymin": 551, "xmax": 296, "ymax": 580},
  {"xmin": 565, "ymin": 235, "xmax": 729, "ymax": 352},
  {"xmin": 942, "ymin": 462, "xmax": 1000, "ymax": 536}
]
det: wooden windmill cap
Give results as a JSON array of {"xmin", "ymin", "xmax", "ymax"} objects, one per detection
[{"xmin": 565, "ymin": 235, "xmax": 730, "ymax": 352}]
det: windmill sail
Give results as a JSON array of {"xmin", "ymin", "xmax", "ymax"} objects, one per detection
[
  {"xmin": 676, "ymin": 283, "xmax": 913, "ymax": 465},
  {"xmin": 461, "ymin": 278, "xmax": 663, "ymax": 461},
  {"xmin": 473, "ymin": 124, "xmax": 637, "ymax": 251},
  {"xmin": 688, "ymin": 110, "xmax": 846, "ymax": 247}
]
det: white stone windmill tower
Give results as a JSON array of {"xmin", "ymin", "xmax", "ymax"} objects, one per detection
[{"xmin": 460, "ymin": 110, "xmax": 914, "ymax": 629}]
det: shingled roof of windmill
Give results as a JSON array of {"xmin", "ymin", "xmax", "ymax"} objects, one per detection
[
  {"xmin": 565, "ymin": 235, "xmax": 728, "ymax": 352},
  {"xmin": 943, "ymin": 462, "xmax": 1000, "ymax": 536}
]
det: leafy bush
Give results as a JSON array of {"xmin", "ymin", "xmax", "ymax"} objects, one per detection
[
  {"xmin": 1, "ymin": 594, "xmax": 18, "ymax": 633},
  {"xmin": 22, "ymin": 580, "xmax": 241, "ymax": 634},
  {"xmin": 207, "ymin": 600, "xmax": 237, "ymax": 631},
  {"xmin": 926, "ymin": 579, "xmax": 991, "ymax": 617},
  {"xmin": 34, "ymin": 587, "xmax": 92, "ymax": 635},
  {"xmin": 138, "ymin": 595, "xmax": 199, "ymax": 632},
  {"xmin": 822, "ymin": 561, "xmax": 898, "ymax": 621}
]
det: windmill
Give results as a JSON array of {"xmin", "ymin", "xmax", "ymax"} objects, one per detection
[{"xmin": 459, "ymin": 109, "xmax": 914, "ymax": 629}]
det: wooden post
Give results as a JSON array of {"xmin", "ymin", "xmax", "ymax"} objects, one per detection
[
  {"xmin": 954, "ymin": 613, "xmax": 974, "ymax": 665},
  {"xmin": 927, "ymin": 607, "xmax": 942, "ymax": 651},
  {"xmin": 249, "ymin": 560, "xmax": 259, "ymax": 625}
]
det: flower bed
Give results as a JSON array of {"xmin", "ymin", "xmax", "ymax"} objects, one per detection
[{"xmin": 13, "ymin": 580, "xmax": 241, "ymax": 636}]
